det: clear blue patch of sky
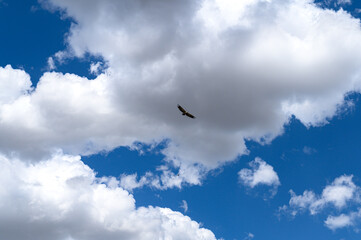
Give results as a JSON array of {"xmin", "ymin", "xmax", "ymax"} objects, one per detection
[
  {"xmin": 315, "ymin": 0, "xmax": 361, "ymax": 17},
  {"xmin": 82, "ymin": 141, "xmax": 170, "ymax": 178},
  {"xmin": 0, "ymin": 0, "xmax": 102, "ymax": 84}
]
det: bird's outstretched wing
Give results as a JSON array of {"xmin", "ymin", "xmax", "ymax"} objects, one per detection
[
  {"xmin": 185, "ymin": 112, "xmax": 195, "ymax": 119},
  {"xmin": 177, "ymin": 104, "xmax": 186, "ymax": 113}
]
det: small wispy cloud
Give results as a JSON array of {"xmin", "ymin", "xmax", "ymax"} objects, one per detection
[
  {"xmin": 322, "ymin": 0, "xmax": 352, "ymax": 7},
  {"xmin": 243, "ymin": 232, "xmax": 255, "ymax": 240},
  {"xmin": 118, "ymin": 162, "xmax": 205, "ymax": 191},
  {"xmin": 119, "ymin": 172, "xmax": 160, "ymax": 191},
  {"xmin": 47, "ymin": 57, "xmax": 56, "ymax": 70},
  {"xmin": 303, "ymin": 146, "xmax": 317, "ymax": 155},
  {"xmin": 90, "ymin": 62, "xmax": 103, "ymax": 75},
  {"xmin": 46, "ymin": 50, "xmax": 74, "ymax": 71},
  {"xmin": 336, "ymin": 0, "xmax": 352, "ymax": 5},
  {"xmin": 0, "ymin": 0, "xmax": 8, "ymax": 7},
  {"xmin": 180, "ymin": 200, "xmax": 188, "ymax": 213}
]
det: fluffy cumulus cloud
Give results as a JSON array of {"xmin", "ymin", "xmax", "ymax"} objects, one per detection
[
  {"xmin": 0, "ymin": 153, "xmax": 216, "ymax": 240},
  {"xmin": 0, "ymin": 65, "xmax": 32, "ymax": 104},
  {"xmin": 0, "ymin": 0, "xmax": 357, "ymax": 170},
  {"xmin": 288, "ymin": 175, "xmax": 358, "ymax": 214},
  {"xmin": 325, "ymin": 213, "xmax": 353, "ymax": 230},
  {"xmin": 281, "ymin": 175, "xmax": 361, "ymax": 230},
  {"xmin": 324, "ymin": 209, "xmax": 361, "ymax": 230},
  {"xmin": 238, "ymin": 158, "xmax": 280, "ymax": 188}
]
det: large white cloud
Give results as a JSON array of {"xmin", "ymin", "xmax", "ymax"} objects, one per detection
[
  {"xmin": 2, "ymin": 0, "xmax": 361, "ymax": 175},
  {"xmin": 0, "ymin": 152, "xmax": 216, "ymax": 240},
  {"xmin": 36, "ymin": 0, "xmax": 361, "ymax": 164}
]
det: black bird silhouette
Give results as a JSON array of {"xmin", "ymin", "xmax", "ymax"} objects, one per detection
[{"xmin": 177, "ymin": 104, "xmax": 196, "ymax": 119}]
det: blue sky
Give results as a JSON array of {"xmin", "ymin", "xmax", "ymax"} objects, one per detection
[{"xmin": 2, "ymin": 0, "xmax": 361, "ymax": 240}]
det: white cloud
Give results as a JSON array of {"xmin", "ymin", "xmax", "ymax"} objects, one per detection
[
  {"xmin": 303, "ymin": 146, "xmax": 317, "ymax": 155},
  {"xmin": 338, "ymin": 0, "xmax": 351, "ymax": 4},
  {"xmin": 288, "ymin": 175, "xmax": 357, "ymax": 215},
  {"xmin": 244, "ymin": 232, "xmax": 255, "ymax": 240},
  {"xmin": 238, "ymin": 158, "xmax": 280, "ymax": 189},
  {"xmin": 0, "ymin": 153, "xmax": 216, "ymax": 240},
  {"xmin": 1, "ymin": 0, "xmax": 361, "ymax": 181},
  {"xmin": 282, "ymin": 175, "xmax": 361, "ymax": 230},
  {"xmin": 33, "ymin": 0, "xmax": 361, "ymax": 163},
  {"xmin": 0, "ymin": 65, "xmax": 32, "ymax": 104},
  {"xmin": 181, "ymin": 200, "xmax": 189, "ymax": 213},
  {"xmin": 90, "ymin": 61, "xmax": 102, "ymax": 75},
  {"xmin": 322, "ymin": 0, "xmax": 352, "ymax": 7},
  {"xmin": 119, "ymin": 173, "xmax": 148, "ymax": 191},
  {"xmin": 325, "ymin": 214, "xmax": 353, "ymax": 230},
  {"xmin": 119, "ymin": 172, "xmax": 163, "ymax": 191},
  {"xmin": 47, "ymin": 57, "xmax": 56, "ymax": 70},
  {"xmin": 288, "ymin": 190, "xmax": 317, "ymax": 212},
  {"xmin": 324, "ymin": 209, "xmax": 361, "ymax": 230},
  {"xmin": 321, "ymin": 175, "xmax": 356, "ymax": 208},
  {"xmin": 119, "ymin": 162, "xmax": 206, "ymax": 191}
]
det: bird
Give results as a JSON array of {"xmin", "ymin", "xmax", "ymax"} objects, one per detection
[{"xmin": 177, "ymin": 104, "xmax": 196, "ymax": 119}]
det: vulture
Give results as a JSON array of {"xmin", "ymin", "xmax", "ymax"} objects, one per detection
[{"xmin": 177, "ymin": 104, "xmax": 196, "ymax": 119}]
